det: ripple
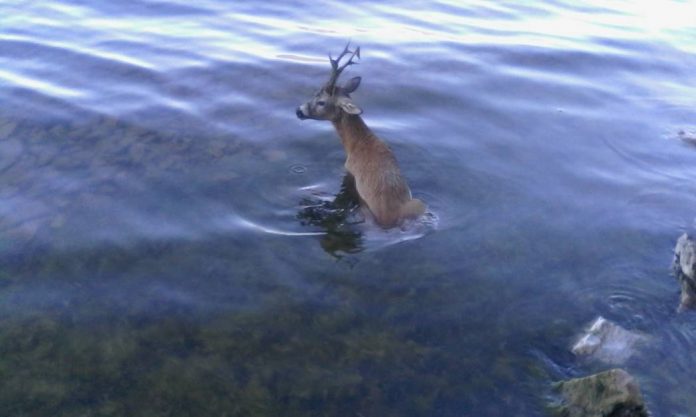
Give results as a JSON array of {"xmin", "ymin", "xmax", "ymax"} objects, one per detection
[
  {"xmin": 220, "ymin": 214, "xmax": 326, "ymax": 237},
  {"xmin": 601, "ymin": 128, "xmax": 696, "ymax": 190},
  {"xmin": 0, "ymin": 37, "xmax": 171, "ymax": 116},
  {"xmin": 78, "ymin": 0, "xmax": 215, "ymax": 17},
  {"xmin": 656, "ymin": 316, "xmax": 696, "ymax": 368},
  {"xmin": 288, "ymin": 163, "xmax": 308, "ymax": 174},
  {"xmin": 357, "ymin": 211, "xmax": 438, "ymax": 252},
  {"xmin": 0, "ymin": 36, "xmax": 153, "ymax": 69},
  {"xmin": 568, "ymin": 263, "xmax": 677, "ymax": 330},
  {"xmin": 0, "ymin": 68, "xmax": 85, "ymax": 99}
]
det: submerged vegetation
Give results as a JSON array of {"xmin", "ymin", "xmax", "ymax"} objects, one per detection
[
  {"xmin": 1, "ymin": 236, "xmax": 551, "ymax": 417},
  {"xmin": 2, "ymin": 112, "xmax": 696, "ymax": 416}
]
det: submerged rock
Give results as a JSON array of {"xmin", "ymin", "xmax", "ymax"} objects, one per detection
[
  {"xmin": 571, "ymin": 317, "xmax": 646, "ymax": 365},
  {"xmin": 673, "ymin": 233, "xmax": 696, "ymax": 311},
  {"xmin": 556, "ymin": 369, "xmax": 648, "ymax": 417}
]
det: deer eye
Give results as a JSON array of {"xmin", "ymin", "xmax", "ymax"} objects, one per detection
[{"xmin": 316, "ymin": 100, "xmax": 326, "ymax": 106}]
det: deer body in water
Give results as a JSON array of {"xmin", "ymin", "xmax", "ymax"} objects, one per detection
[{"xmin": 296, "ymin": 44, "xmax": 425, "ymax": 228}]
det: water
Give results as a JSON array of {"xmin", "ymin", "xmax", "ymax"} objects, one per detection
[{"xmin": 1, "ymin": 0, "xmax": 696, "ymax": 415}]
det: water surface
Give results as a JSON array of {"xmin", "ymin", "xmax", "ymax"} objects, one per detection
[{"xmin": 1, "ymin": 1, "xmax": 696, "ymax": 416}]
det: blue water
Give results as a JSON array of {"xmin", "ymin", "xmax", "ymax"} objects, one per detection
[{"xmin": 1, "ymin": 1, "xmax": 696, "ymax": 416}]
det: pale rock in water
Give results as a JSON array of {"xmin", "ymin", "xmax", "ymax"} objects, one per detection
[
  {"xmin": 673, "ymin": 233, "xmax": 696, "ymax": 310},
  {"xmin": 571, "ymin": 317, "xmax": 646, "ymax": 365}
]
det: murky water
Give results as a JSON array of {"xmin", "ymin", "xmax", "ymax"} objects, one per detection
[{"xmin": 1, "ymin": 1, "xmax": 696, "ymax": 415}]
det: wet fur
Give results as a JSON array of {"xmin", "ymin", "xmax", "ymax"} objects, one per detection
[{"xmin": 332, "ymin": 112, "xmax": 425, "ymax": 228}]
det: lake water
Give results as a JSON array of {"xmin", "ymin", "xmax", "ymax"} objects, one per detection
[{"xmin": 1, "ymin": 0, "xmax": 696, "ymax": 415}]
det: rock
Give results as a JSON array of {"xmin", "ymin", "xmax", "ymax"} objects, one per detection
[
  {"xmin": 556, "ymin": 369, "xmax": 649, "ymax": 417},
  {"xmin": 571, "ymin": 317, "xmax": 646, "ymax": 365},
  {"xmin": 673, "ymin": 233, "xmax": 696, "ymax": 310}
]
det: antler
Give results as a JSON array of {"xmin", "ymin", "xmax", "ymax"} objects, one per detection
[{"xmin": 324, "ymin": 42, "xmax": 360, "ymax": 95}]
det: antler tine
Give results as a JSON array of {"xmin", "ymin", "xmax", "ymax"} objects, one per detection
[
  {"xmin": 329, "ymin": 42, "xmax": 351, "ymax": 68},
  {"xmin": 336, "ymin": 44, "xmax": 360, "ymax": 73},
  {"xmin": 325, "ymin": 43, "xmax": 360, "ymax": 94}
]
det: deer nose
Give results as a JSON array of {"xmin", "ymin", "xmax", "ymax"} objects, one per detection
[{"xmin": 296, "ymin": 107, "xmax": 307, "ymax": 120}]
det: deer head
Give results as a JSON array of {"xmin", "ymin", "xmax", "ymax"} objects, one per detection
[{"xmin": 296, "ymin": 43, "xmax": 362, "ymax": 121}]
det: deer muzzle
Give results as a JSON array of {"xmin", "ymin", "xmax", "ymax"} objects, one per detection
[{"xmin": 296, "ymin": 105, "xmax": 308, "ymax": 120}]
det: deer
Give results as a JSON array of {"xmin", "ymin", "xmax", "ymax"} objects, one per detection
[{"xmin": 296, "ymin": 44, "xmax": 426, "ymax": 229}]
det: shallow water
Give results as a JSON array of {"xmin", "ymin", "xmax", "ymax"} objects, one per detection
[{"xmin": 1, "ymin": 0, "xmax": 696, "ymax": 415}]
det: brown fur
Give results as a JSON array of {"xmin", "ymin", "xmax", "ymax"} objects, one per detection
[{"xmin": 332, "ymin": 112, "xmax": 425, "ymax": 228}]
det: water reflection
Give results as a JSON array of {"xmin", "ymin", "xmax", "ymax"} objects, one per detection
[
  {"xmin": 295, "ymin": 172, "xmax": 438, "ymax": 256},
  {"xmin": 297, "ymin": 173, "xmax": 363, "ymax": 256}
]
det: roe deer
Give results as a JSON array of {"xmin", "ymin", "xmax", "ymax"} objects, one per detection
[{"xmin": 296, "ymin": 44, "xmax": 425, "ymax": 229}]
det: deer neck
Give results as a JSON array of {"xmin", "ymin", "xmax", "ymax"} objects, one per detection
[{"xmin": 331, "ymin": 113, "xmax": 377, "ymax": 156}]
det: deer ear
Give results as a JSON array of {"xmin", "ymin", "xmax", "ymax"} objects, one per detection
[
  {"xmin": 338, "ymin": 97, "xmax": 363, "ymax": 115},
  {"xmin": 343, "ymin": 76, "xmax": 361, "ymax": 94}
]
